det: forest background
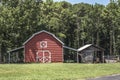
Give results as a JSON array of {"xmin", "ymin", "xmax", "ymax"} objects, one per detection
[{"xmin": 0, "ymin": 0, "xmax": 120, "ymax": 62}]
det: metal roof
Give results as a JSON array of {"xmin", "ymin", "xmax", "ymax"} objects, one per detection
[
  {"xmin": 23, "ymin": 30, "xmax": 64, "ymax": 45},
  {"xmin": 8, "ymin": 46, "xmax": 24, "ymax": 53},
  {"xmin": 77, "ymin": 44, "xmax": 105, "ymax": 52},
  {"xmin": 77, "ymin": 44, "xmax": 92, "ymax": 52},
  {"xmin": 63, "ymin": 46, "xmax": 77, "ymax": 51}
]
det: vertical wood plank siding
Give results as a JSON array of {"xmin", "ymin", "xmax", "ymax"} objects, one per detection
[{"xmin": 25, "ymin": 32, "xmax": 63, "ymax": 63}]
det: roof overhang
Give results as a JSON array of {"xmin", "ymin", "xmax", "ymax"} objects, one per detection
[{"xmin": 77, "ymin": 44, "xmax": 105, "ymax": 52}]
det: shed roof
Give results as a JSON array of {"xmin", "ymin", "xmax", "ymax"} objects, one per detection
[
  {"xmin": 63, "ymin": 46, "xmax": 77, "ymax": 51},
  {"xmin": 77, "ymin": 44, "xmax": 104, "ymax": 52},
  {"xmin": 23, "ymin": 30, "xmax": 64, "ymax": 45},
  {"xmin": 8, "ymin": 46, "xmax": 24, "ymax": 53}
]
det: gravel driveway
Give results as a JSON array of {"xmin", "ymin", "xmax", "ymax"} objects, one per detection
[{"xmin": 87, "ymin": 74, "xmax": 120, "ymax": 80}]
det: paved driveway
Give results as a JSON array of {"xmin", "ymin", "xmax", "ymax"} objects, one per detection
[{"xmin": 87, "ymin": 74, "xmax": 120, "ymax": 80}]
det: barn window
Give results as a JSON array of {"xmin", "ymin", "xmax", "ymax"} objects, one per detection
[{"xmin": 40, "ymin": 41, "xmax": 47, "ymax": 48}]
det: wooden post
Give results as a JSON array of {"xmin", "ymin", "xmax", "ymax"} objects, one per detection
[
  {"xmin": 23, "ymin": 48, "xmax": 25, "ymax": 63},
  {"xmin": 0, "ymin": 53, "xmax": 1, "ymax": 63},
  {"xmin": 0, "ymin": 44, "xmax": 1, "ymax": 63},
  {"xmin": 16, "ymin": 52, "xmax": 19, "ymax": 62},
  {"xmin": 93, "ymin": 51, "xmax": 95, "ymax": 63},
  {"xmin": 77, "ymin": 51, "xmax": 79, "ymax": 63},
  {"xmin": 102, "ymin": 51, "xmax": 104, "ymax": 63},
  {"xmin": 8, "ymin": 52, "xmax": 10, "ymax": 63}
]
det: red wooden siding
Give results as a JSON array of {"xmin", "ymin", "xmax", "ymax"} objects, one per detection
[{"xmin": 24, "ymin": 32, "xmax": 63, "ymax": 63}]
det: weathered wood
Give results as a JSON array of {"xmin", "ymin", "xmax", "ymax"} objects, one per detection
[
  {"xmin": 78, "ymin": 44, "xmax": 105, "ymax": 63},
  {"xmin": 77, "ymin": 51, "xmax": 79, "ymax": 63},
  {"xmin": 102, "ymin": 51, "xmax": 104, "ymax": 63}
]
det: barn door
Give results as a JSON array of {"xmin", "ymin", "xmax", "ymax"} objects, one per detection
[{"xmin": 36, "ymin": 50, "xmax": 51, "ymax": 63}]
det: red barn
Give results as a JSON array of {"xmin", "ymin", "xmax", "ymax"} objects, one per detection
[{"xmin": 23, "ymin": 30, "xmax": 64, "ymax": 63}]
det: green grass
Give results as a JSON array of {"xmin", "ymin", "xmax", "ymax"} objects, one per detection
[{"xmin": 0, "ymin": 63, "xmax": 120, "ymax": 80}]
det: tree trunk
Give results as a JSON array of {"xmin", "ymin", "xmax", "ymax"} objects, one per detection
[
  {"xmin": 110, "ymin": 31, "xmax": 113, "ymax": 55},
  {"xmin": 113, "ymin": 28, "xmax": 116, "ymax": 55},
  {"xmin": 96, "ymin": 32, "xmax": 99, "ymax": 46},
  {"xmin": 76, "ymin": 20, "xmax": 80, "ymax": 48},
  {"xmin": 92, "ymin": 34, "xmax": 94, "ymax": 44}
]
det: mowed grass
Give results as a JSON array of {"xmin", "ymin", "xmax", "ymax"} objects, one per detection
[{"xmin": 0, "ymin": 63, "xmax": 120, "ymax": 80}]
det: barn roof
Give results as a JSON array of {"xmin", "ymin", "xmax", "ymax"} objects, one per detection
[
  {"xmin": 23, "ymin": 30, "xmax": 64, "ymax": 45},
  {"xmin": 77, "ymin": 44, "xmax": 104, "ymax": 52}
]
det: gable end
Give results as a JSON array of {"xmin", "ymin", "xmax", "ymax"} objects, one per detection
[{"xmin": 23, "ymin": 30, "xmax": 64, "ymax": 45}]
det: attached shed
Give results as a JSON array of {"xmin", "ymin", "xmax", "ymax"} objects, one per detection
[{"xmin": 77, "ymin": 44, "xmax": 104, "ymax": 63}]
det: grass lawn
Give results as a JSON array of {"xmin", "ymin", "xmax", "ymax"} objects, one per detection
[{"xmin": 0, "ymin": 63, "xmax": 120, "ymax": 80}]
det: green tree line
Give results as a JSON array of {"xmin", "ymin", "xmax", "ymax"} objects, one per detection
[{"xmin": 0, "ymin": 0, "xmax": 120, "ymax": 62}]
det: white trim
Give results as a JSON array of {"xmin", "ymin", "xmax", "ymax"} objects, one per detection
[
  {"xmin": 77, "ymin": 44, "xmax": 92, "ymax": 52},
  {"xmin": 23, "ymin": 30, "xmax": 64, "ymax": 45}
]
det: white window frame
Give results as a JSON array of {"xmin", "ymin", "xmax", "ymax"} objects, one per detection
[{"xmin": 40, "ymin": 41, "xmax": 47, "ymax": 48}]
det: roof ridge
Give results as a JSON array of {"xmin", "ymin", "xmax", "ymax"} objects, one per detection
[{"xmin": 23, "ymin": 30, "xmax": 64, "ymax": 45}]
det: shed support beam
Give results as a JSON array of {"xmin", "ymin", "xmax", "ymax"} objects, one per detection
[
  {"xmin": 77, "ymin": 51, "xmax": 79, "ymax": 63},
  {"xmin": 8, "ymin": 53, "xmax": 10, "ymax": 63},
  {"xmin": 102, "ymin": 51, "xmax": 104, "ymax": 63}
]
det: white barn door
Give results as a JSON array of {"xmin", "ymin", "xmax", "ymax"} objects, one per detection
[{"xmin": 36, "ymin": 50, "xmax": 51, "ymax": 63}]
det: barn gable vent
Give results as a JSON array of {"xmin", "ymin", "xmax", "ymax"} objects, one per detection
[{"xmin": 40, "ymin": 41, "xmax": 47, "ymax": 48}]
